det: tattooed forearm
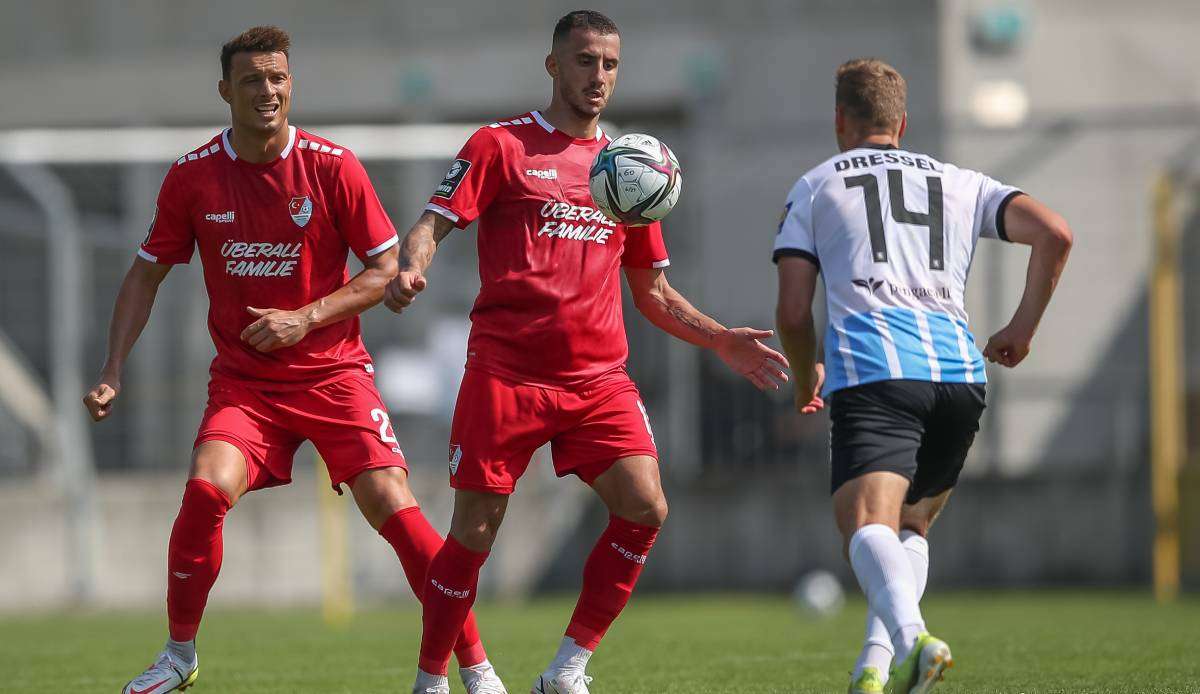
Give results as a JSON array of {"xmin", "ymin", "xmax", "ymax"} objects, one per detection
[
  {"xmin": 400, "ymin": 211, "xmax": 454, "ymax": 273},
  {"xmin": 667, "ymin": 303, "xmax": 720, "ymax": 340}
]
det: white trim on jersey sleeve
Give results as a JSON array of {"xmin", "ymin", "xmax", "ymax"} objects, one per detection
[
  {"xmin": 652, "ymin": 259, "xmax": 671, "ymax": 269},
  {"xmin": 364, "ymin": 235, "xmax": 399, "ymax": 257},
  {"xmin": 136, "ymin": 247, "xmax": 159, "ymax": 263},
  {"xmin": 425, "ymin": 202, "xmax": 460, "ymax": 224}
]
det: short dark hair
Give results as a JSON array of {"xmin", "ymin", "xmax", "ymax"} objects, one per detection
[
  {"xmin": 552, "ymin": 10, "xmax": 619, "ymax": 48},
  {"xmin": 835, "ymin": 58, "xmax": 907, "ymax": 129},
  {"xmin": 221, "ymin": 25, "xmax": 291, "ymax": 79}
]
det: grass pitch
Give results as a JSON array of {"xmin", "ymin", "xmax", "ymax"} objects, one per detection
[{"xmin": 2, "ymin": 592, "xmax": 1197, "ymax": 693}]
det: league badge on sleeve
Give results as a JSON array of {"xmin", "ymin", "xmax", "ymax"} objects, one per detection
[
  {"xmin": 435, "ymin": 159, "xmax": 471, "ymax": 199},
  {"xmin": 288, "ymin": 196, "xmax": 313, "ymax": 228}
]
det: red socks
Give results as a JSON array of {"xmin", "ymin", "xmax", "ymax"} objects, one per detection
[
  {"xmin": 167, "ymin": 479, "xmax": 231, "ymax": 642},
  {"xmin": 565, "ymin": 514, "xmax": 660, "ymax": 650},
  {"xmin": 417, "ymin": 535, "xmax": 489, "ymax": 675},
  {"xmin": 379, "ymin": 508, "xmax": 488, "ymax": 668}
]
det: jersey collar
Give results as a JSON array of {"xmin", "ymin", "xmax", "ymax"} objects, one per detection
[
  {"xmin": 531, "ymin": 110, "xmax": 604, "ymax": 142},
  {"xmin": 221, "ymin": 125, "xmax": 298, "ymax": 162},
  {"xmin": 857, "ymin": 142, "xmax": 898, "ymax": 151}
]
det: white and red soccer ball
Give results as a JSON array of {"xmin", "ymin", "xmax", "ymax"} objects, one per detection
[{"xmin": 589, "ymin": 133, "xmax": 683, "ymax": 226}]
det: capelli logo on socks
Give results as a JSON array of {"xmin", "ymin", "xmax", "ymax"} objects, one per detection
[
  {"xmin": 610, "ymin": 542, "xmax": 647, "ymax": 564},
  {"xmin": 430, "ymin": 578, "xmax": 471, "ymax": 599}
]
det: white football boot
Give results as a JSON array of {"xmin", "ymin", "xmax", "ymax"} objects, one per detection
[
  {"xmin": 121, "ymin": 649, "xmax": 198, "ymax": 694},
  {"xmin": 461, "ymin": 661, "xmax": 508, "ymax": 694},
  {"xmin": 531, "ymin": 672, "xmax": 593, "ymax": 694}
]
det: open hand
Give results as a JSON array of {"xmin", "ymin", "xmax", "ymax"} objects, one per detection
[
  {"xmin": 384, "ymin": 270, "xmax": 427, "ymax": 314},
  {"xmin": 714, "ymin": 328, "xmax": 790, "ymax": 391},
  {"xmin": 82, "ymin": 374, "xmax": 121, "ymax": 422},
  {"xmin": 240, "ymin": 307, "xmax": 312, "ymax": 352}
]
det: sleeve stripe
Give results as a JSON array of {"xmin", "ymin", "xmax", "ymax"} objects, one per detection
[
  {"xmin": 995, "ymin": 190, "xmax": 1026, "ymax": 242},
  {"xmin": 364, "ymin": 235, "xmax": 399, "ymax": 257},
  {"xmin": 651, "ymin": 259, "xmax": 671, "ymax": 269},
  {"xmin": 772, "ymin": 248, "xmax": 820, "ymax": 268},
  {"xmin": 136, "ymin": 247, "xmax": 159, "ymax": 263},
  {"xmin": 425, "ymin": 203, "xmax": 461, "ymax": 224}
]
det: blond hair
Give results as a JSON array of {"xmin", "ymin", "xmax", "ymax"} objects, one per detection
[{"xmin": 835, "ymin": 58, "xmax": 907, "ymax": 129}]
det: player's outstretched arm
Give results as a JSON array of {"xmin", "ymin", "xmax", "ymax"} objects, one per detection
[
  {"xmin": 624, "ymin": 267, "xmax": 789, "ymax": 391},
  {"xmin": 83, "ymin": 257, "xmax": 172, "ymax": 422},
  {"xmin": 775, "ymin": 257, "xmax": 824, "ymax": 414},
  {"xmin": 982, "ymin": 195, "xmax": 1074, "ymax": 368},
  {"xmin": 240, "ymin": 245, "xmax": 399, "ymax": 353},
  {"xmin": 383, "ymin": 211, "xmax": 455, "ymax": 314}
]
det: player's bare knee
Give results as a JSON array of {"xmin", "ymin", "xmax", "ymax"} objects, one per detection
[
  {"xmin": 450, "ymin": 491, "xmax": 508, "ymax": 553},
  {"xmin": 188, "ymin": 441, "xmax": 247, "ymax": 505},
  {"xmin": 620, "ymin": 494, "xmax": 668, "ymax": 528},
  {"xmin": 348, "ymin": 466, "xmax": 417, "ymax": 528}
]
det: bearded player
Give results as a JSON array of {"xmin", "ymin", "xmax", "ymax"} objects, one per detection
[
  {"xmin": 81, "ymin": 26, "xmax": 505, "ymax": 694},
  {"xmin": 383, "ymin": 11, "xmax": 790, "ymax": 694},
  {"xmin": 774, "ymin": 59, "xmax": 1072, "ymax": 693}
]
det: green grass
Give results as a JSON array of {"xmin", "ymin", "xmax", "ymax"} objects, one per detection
[{"xmin": 2, "ymin": 592, "xmax": 1198, "ymax": 693}]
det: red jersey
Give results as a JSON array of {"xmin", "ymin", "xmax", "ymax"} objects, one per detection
[
  {"xmin": 427, "ymin": 111, "xmax": 670, "ymax": 389},
  {"xmin": 140, "ymin": 126, "xmax": 398, "ymax": 389}
]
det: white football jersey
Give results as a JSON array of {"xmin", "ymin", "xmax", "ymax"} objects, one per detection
[{"xmin": 773, "ymin": 143, "xmax": 1023, "ymax": 396}]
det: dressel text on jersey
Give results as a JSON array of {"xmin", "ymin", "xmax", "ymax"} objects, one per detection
[
  {"xmin": 834, "ymin": 151, "xmax": 942, "ymax": 173},
  {"xmin": 221, "ymin": 240, "xmax": 302, "ymax": 278},
  {"xmin": 537, "ymin": 199, "xmax": 617, "ymax": 245}
]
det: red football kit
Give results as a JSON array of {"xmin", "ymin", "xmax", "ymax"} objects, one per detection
[
  {"xmin": 427, "ymin": 111, "xmax": 668, "ymax": 493},
  {"xmin": 141, "ymin": 126, "xmax": 405, "ymax": 490}
]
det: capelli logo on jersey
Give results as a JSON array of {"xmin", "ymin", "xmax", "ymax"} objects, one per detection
[
  {"xmin": 526, "ymin": 168, "xmax": 558, "ymax": 180},
  {"xmin": 205, "ymin": 210, "xmax": 236, "ymax": 224},
  {"xmin": 537, "ymin": 199, "xmax": 617, "ymax": 245}
]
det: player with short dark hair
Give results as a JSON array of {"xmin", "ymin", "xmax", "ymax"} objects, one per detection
[
  {"xmin": 774, "ymin": 58, "xmax": 1073, "ymax": 693},
  {"xmin": 386, "ymin": 10, "xmax": 789, "ymax": 694},
  {"xmin": 83, "ymin": 25, "xmax": 504, "ymax": 694}
]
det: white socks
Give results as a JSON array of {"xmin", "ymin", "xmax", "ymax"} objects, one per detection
[
  {"xmin": 547, "ymin": 636, "xmax": 593, "ymax": 677},
  {"xmin": 165, "ymin": 638, "xmax": 196, "ymax": 665},
  {"xmin": 853, "ymin": 530, "xmax": 930, "ymax": 679},
  {"xmin": 459, "ymin": 659, "xmax": 496, "ymax": 687},
  {"xmin": 848, "ymin": 524, "xmax": 926, "ymax": 665},
  {"xmin": 414, "ymin": 668, "xmax": 448, "ymax": 692}
]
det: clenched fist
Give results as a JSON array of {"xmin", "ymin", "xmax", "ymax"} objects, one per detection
[
  {"xmin": 384, "ymin": 270, "xmax": 427, "ymax": 314},
  {"xmin": 83, "ymin": 375, "xmax": 121, "ymax": 422},
  {"xmin": 982, "ymin": 323, "xmax": 1034, "ymax": 368}
]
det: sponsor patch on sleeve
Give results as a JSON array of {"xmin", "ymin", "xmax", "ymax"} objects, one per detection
[{"xmin": 434, "ymin": 159, "xmax": 471, "ymax": 199}]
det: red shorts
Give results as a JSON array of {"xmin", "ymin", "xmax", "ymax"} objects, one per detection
[
  {"xmin": 194, "ymin": 373, "xmax": 406, "ymax": 493},
  {"xmin": 448, "ymin": 368, "xmax": 659, "ymax": 494}
]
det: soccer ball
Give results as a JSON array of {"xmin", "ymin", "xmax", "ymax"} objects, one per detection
[{"xmin": 589, "ymin": 133, "xmax": 683, "ymax": 226}]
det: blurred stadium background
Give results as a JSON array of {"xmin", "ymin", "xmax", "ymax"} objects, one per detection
[{"xmin": 0, "ymin": 0, "xmax": 1198, "ymax": 620}]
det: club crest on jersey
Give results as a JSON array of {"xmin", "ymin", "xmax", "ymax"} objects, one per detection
[
  {"xmin": 449, "ymin": 444, "xmax": 463, "ymax": 476},
  {"xmin": 289, "ymin": 196, "xmax": 313, "ymax": 228}
]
